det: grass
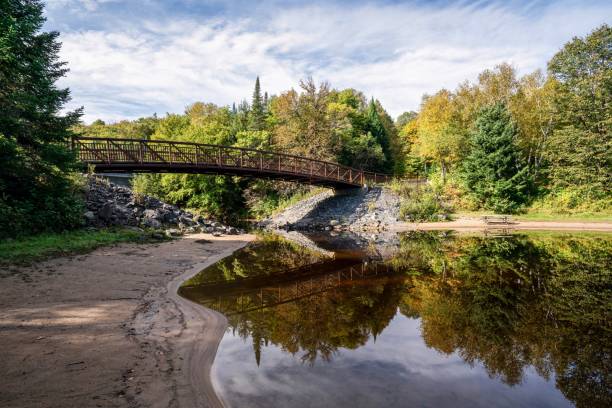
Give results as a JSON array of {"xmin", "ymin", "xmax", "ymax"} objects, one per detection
[{"xmin": 0, "ymin": 228, "xmax": 161, "ymax": 265}]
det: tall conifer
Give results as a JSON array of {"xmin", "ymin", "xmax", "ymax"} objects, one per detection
[{"xmin": 250, "ymin": 77, "xmax": 265, "ymax": 131}]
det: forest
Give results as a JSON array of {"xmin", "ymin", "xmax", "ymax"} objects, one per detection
[
  {"xmin": 73, "ymin": 24, "xmax": 611, "ymax": 223},
  {"xmin": 0, "ymin": 0, "xmax": 610, "ymax": 238}
]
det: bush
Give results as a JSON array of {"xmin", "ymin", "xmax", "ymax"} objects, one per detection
[
  {"xmin": 390, "ymin": 178, "xmax": 451, "ymax": 222},
  {"xmin": 529, "ymin": 187, "xmax": 612, "ymax": 215}
]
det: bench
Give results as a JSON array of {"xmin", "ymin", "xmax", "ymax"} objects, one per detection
[{"xmin": 482, "ymin": 215, "xmax": 513, "ymax": 225}]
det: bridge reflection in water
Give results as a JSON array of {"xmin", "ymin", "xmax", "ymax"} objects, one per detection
[{"xmin": 179, "ymin": 259, "xmax": 400, "ymax": 317}]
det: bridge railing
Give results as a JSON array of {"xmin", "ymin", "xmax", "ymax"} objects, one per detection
[{"xmin": 70, "ymin": 137, "xmax": 391, "ymax": 186}]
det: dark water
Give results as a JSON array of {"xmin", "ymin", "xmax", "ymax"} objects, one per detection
[{"xmin": 179, "ymin": 231, "xmax": 612, "ymax": 408}]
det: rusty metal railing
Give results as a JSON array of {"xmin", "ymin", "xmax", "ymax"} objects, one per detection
[{"xmin": 70, "ymin": 137, "xmax": 391, "ymax": 188}]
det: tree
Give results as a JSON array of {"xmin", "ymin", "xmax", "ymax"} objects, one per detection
[
  {"xmin": 395, "ymin": 111, "xmax": 417, "ymax": 129},
  {"xmin": 0, "ymin": 0, "xmax": 83, "ymax": 238},
  {"xmin": 546, "ymin": 24, "xmax": 611, "ymax": 194},
  {"xmin": 249, "ymin": 76, "xmax": 266, "ymax": 131},
  {"xmin": 270, "ymin": 78, "xmax": 336, "ymax": 160},
  {"xmin": 461, "ymin": 104, "xmax": 533, "ymax": 213},
  {"xmin": 412, "ymin": 90, "xmax": 467, "ymax": 181}
]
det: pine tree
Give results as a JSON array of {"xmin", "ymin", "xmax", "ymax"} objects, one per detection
[
  {"xmin": 461, "ymin": 103, "xmax": 533, "ymax": 213},
  {"xmin": 0, "ymin": 0, "xmax": 83, "ymax": 238},
  {"xmin": 249, "ymin": 76, "xmax": 265, "ymax": 131},
  {"xmin": 366, "ymin": 99, "xmax": 392, "ymax": 171}
]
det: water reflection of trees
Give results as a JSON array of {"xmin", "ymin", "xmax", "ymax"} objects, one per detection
[
  {"xmin": 396, "ymin": 232, "xmax": 611, "ymax": 408},
  {"xmin": 226, "ymin": 274, "xmax": 406, "ymax": 365},
  {"xmin": 183, "ymin": 232, "xmax": 611, "ymax": 407},
  {"xmin": 183, "ymin": 232, "xmax": 327, "ymax": 285}
]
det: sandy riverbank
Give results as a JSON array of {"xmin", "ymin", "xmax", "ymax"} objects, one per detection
[
  {"xmin": 392, "ymin": 218, "xmax": 612, "ymax": 232},
  {"xmin": 0, "ymin": 233, "xmax": 254, "ymax": 408}
]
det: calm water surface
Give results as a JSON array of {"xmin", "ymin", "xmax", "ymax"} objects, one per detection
[{"xmin": 179, "ymin": 231, "xmax": 611, "ymax": 408}]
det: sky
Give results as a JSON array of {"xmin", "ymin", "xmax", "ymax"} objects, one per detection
[{"xmin": 44, "ymin": 0, "xmax": 611, "ymax": 123}]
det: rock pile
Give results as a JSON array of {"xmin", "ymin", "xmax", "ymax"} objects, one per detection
[
  {"xmin": 83, "ymin": 176, "xmax": 242, "ymax": 236},
  {"xmin": 260, "ymin": 187, "xmax": 400, "ymax": 233}
]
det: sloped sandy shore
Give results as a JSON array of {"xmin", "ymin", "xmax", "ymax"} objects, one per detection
[{"xmin": 0, "ymin": 233, "xmax": 254, "ymax": 408}]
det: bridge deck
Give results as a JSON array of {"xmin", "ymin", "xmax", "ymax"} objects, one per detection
[{"xmin": 71, "ymin": 137, "xmax": 390, "ymax": 188}]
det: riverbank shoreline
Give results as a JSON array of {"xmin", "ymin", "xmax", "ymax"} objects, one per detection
[
  {"xmin": 0, "ymin": 232, "xmax": 254, "ymax": 408},
  {"xmin": 392, "ymin": 218, "xmax": 612, "ymax": 232}
]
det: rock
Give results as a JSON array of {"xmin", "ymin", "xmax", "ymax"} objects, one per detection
[
  {"xmin": 329, "ymin": 220, "xmax": 340, "ymax": 226},
  {"xmin": 165, "ymin": 228, "xmax": 182, "ymax": 237},
  {"xmin": 212, "ymin": 231, "xmax": 223, "ymax": 237},
  {"xmin": 163, "ymin": 212, "xmax": 178, "ymax": 223},
  {"xmin": 143, "ymin": 218, "xmax": 162, "ymax": 229},
  {"xmin": 227, "ymin": 227, "xmax": 238, "ymax": 235},
  {"xmin": 83, "ymin": 175, "xmax": 236, "ymax": 234},
  {"xmin": 98, "ymin": 203, "xmax": 114, "ymax": 221},
  {"xmin": 143, "ymin": 209, "xmax": 161, "ymax": 220}
]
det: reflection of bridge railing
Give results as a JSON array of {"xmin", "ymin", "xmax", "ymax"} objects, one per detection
[
  {"xmin": 70, "ymin": 137, "xmax": 391, "ymax": 188},
  {"xmin": 180, "ymin": 261, "xmax": 398, "ymax": 316}
]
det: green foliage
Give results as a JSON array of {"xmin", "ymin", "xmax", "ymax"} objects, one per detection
[
  {"xmin": 529, "ymin": 186, "xmax": 612, "ymax": 215},
  {"xmin": 399, "ymin": 192, "xmax": 448, "ymax": 222},
  {"xmin": 395, "ymin": 111, "xmax": 417, "ymax": 129},
  {"xmin": 249, "ymin": 76, "xmax": 266, "ymax": 131},
  {"xmin": 461, "ymin": 104, "xmax": 533, "ymax": 213},
  {"xmin": 73, "ymin": 116, "xmax": 158, "ymax": 139},
  {"xmin": 0, "ymin": 228, "xmax": 157, "ymax": 265},
  {"xmin": 546, "ymin": 24, "xmax": 611, "ymax": 194},
  {"xmin": 0, "ymin": 0, "xmax": 84, "ymax": 238},
  {"xmin": 391, "ymin": 179, "xmax": 450, "ymax": 222},
  {"xmin": 133, "ymin": 173, "xmax": 246, "ymax": 222}
]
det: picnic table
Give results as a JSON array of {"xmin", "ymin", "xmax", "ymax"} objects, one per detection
[{"xmin": 482, "ymin": 215, "xmax": 513, "ymax": 225}]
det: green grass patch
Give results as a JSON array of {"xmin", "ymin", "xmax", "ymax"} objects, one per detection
[{"xmin": 0, "ymin": 228, "xmax": 159, "ymax": 265}]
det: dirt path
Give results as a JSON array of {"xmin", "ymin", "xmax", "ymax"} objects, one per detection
[
  {"xmin": 0, "ymin": 233, "xmax": 254, "ymax": 408},
  {"xmin": 393, "ymin": 218, "xmax": 612, "ymax": 231}
]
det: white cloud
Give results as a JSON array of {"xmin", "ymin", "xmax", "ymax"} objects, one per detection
[{"xmin": 53, "ymin": 1, "xmax": 612, "ymax": 122}]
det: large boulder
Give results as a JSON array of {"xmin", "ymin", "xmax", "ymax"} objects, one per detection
[
  {"xmin": 98, "ymin": 202, "xmax": 114, "ymax": 221},
  {"xmin": 143, "ymin": 209, "xmax": 162, "ymax": 220},
  {"xmin": 143, "ymin": 218, "xmax": 162, "ymax": 229}
]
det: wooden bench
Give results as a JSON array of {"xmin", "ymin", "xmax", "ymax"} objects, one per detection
[{"xmin": 482, "ymin": 215, "xmax": 513, "ymax": 225}]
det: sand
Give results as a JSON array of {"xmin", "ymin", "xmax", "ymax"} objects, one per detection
[
  {"xmin": 0, "ymin": 233, "xmax": 254, "ymax": 408},
  {"xmin": 392, "ymin": 218, "xmax": 612, "ymax": 232}
]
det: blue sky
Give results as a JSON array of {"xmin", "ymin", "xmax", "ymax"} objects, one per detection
[{"xmin": 44, "ymin": 0, "xmax": 611, "ymax": 123}]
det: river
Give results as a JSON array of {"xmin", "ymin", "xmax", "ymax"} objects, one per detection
[{"xmin": 179, "ymin": 231, "xmax": 611, "ymax": 408}]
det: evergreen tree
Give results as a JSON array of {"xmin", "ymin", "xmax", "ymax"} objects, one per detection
[
  {"xmin": 461, "ymin": 104, "xmax": 533, "ymax": 213},
  {"xmin": 0, "ymin": 0, "xmax": 83, "ymax": 238},
  {"xmin": 249, "ymin": 76, "xmax": 265, "ymax": 131},
  {"xmin": 366, "ymin": 99, "xmax": 392, "ymax": 171}
]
